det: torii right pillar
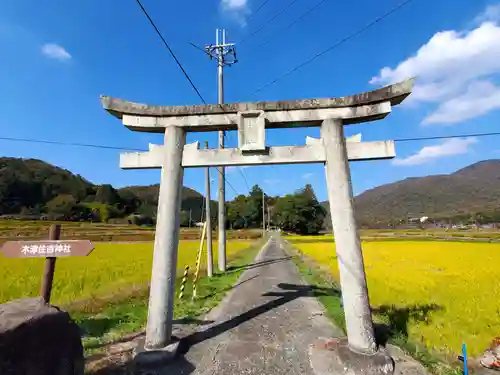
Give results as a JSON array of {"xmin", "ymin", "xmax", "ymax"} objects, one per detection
[{"xmin": 310, "ymin": 118, "xmax": 394, "ymax": 375}]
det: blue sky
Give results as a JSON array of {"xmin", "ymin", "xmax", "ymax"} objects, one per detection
[{"xmin": 1, "ymin": 0, "xmax": 500, "ymax": 202}]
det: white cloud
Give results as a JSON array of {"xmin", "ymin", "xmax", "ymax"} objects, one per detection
[
  {"xmin": 220, "ymin": 0, "xmax": 250, "ymax": 26},
  {"xmin": 423, "ymin": 80, "xmax": 500, "ymax": 124},
  {"xmin": 302, "ymin": 172, "xmax": 313, "ymax": 179},
  {"xmin": 392, "ymin": 138, "xmax": 477, "ymax": 166},
  {"xmin": 474, "ymin": 3, "xmax": 500, "ymax": 24},
  {"xmin": 370, "ymin": 4, "xmax": 500, "ymax": 125},
  {"xmin": 41, "ymin": 43, "xmax": 71, "ymax": 61}
]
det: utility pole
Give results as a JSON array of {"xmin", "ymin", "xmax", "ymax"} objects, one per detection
[
  {"xmin": 205, "ymin": 29, "xmax": 237, "ymax": 272},
  {"xmin": 267, "ymin": 204, "xmax": 271, "ymax": 231},
  {"xmin": 262, "ymin": 190, "xmax": 266, "ymax": 238},
  {"xmin": 204, "ymin": 141, "xmax": 213, "ymax": 277}
]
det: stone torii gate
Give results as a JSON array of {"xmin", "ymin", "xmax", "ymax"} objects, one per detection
[{"xmin": 101, "ymin": 78, "xmax": 413, "ymax": 365}]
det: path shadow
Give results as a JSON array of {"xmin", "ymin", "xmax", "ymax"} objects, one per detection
[
  {"xmin": 226, "ymin": 256, "xmax": 295, "ymax": 273},
  {"xmin": 178, "ymin": 282, "xmax": 340, "ymax": 355},
  {"xmin": 372, "ymin": 303, "xmax": 444, "ymax": 346},
  {"xmin": 199, "ymin": 274, "xmax": 259, "ymax": 300}
]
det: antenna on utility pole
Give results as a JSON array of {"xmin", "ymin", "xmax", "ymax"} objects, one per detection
[{"xmin": 204, "ymin": 29, "xmax": 238, "ymax": 273}]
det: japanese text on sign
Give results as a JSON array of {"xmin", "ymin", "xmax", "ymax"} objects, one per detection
[
  {"xmin": 21, "ymin": 244, "xmax": 71, "ymax": 255},
  {"xmin": 0, "ymin": 240, "xmax": 94, "ymax": 259}
]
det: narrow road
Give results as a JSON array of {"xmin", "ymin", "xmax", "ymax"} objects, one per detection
[{"xmin": 177, "ymin": 234, "xmax": 341, "ymax": 375}]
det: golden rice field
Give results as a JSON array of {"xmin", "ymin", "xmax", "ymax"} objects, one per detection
[
  {"xmin": 0, "ymin": 240, "xmax": 251, "ymax": 305},
  {"xmin": 289, "ymin": 236, "xmax": 500, "ymax": 357}
]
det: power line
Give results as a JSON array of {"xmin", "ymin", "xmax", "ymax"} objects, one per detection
[
  {"xmin": 0, "ymin": 136, "xmax": 146, "ymax": 151},
  {"xmin": 394, "ymin": 132, "xmax": 500, "ymax": 143},
  {"xmin": 4, "ymin": 131, "xmax": 500, "ymax": 150},
  {"xmin": 0, "ymin": 135, "xmax": 241, "ymax": 195},
  {"xmin": 256, "ymin": 0, "xmax": 329, "ymax": 49},
  {"xmin": 223, "ymin": 132, "xmax": 251, "ymax": 191},
  {"xmin": 1, "ymin": 132, "xmax": 499, "ymax": 193},
  {"xmin": 2, "ymin": 131, "xmax": 500, "ymax": 153},
  {"xmin": 134, "ymin": 0, "xmax": 206, "ymax": 104},
  {"xmin": 239, "ymin": 0, "xmax": 302, "ymax": 45},
  {"xmin": 133, "ymin": 3, "xmax": 248, "ymax": 197},
  {"xmin": 223, "ymin": 174, "xmax": 239, "ymax": 195},
  {"xmin": 249, "ymin": 0, "xmax": 415, "ymax": 95},
  {"xmin": 188, "ymin": 42, "xmax": 211, "ymax": 57},
  {"xmin": 247, "ymin": 0, "xmax": 272, "ymax": 22},
  {"xmin": 237, "ymin": 164, "xmax": 251, "ymax": 191}
]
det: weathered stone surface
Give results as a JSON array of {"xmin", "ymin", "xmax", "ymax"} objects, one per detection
[
  {"xmin": 101, "ymin": 78, "xmax": 414, "ymax": 118},
  {"xmin": 132, "ymin": 337, "xmax": 181, "ymax": 365},
  {"xmin": 386, "ymin": 345, "xmax": 429, "ymax": 375},
  {"xmin": 309, "ymin": 337, "xmax": 394, "ymax": 375},
  {"xmin": 480, "ymin": 344, "xmax": 500, "ymax": 371},
  {"xmin": 0, "ymin": 297, "xmax": 84, "ymax": 375}
]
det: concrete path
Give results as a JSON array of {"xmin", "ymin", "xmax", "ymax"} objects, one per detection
[{"xmin": 176, "ymin": 234, "xmax": 341, "ymax": 375}]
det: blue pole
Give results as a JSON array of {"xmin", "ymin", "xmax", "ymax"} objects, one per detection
[{"xmin": 462, "ymin": 343, "xmax": 468, "ymax": 375}]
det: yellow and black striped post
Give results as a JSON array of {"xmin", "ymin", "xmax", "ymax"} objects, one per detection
[
  {"xmin": 192, "ymin": 222, "xmax": 207, "ymax": 300},
  {"xmin": 178, "ymin": 265, "xmax": 190, "ymax": 300}
]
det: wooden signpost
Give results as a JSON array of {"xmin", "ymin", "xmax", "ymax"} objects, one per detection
[{"xmin": 0, "ymin": 224, "xmax": 94, "ymax": 303}]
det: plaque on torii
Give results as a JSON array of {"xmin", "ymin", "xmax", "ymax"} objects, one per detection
[{"xmin": 101, "ymin": 78, "xmax": 414, "ymax": 360}]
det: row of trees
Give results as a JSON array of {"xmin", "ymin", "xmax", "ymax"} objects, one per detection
[
  {"xmin": 225, "ymin": 184, "xmax": 326, "ymax": 235},
  {"xmin": 44, "ymin": 182, "xmax": 328, "ymax": 234}
]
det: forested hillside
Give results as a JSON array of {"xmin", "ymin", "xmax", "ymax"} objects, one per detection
[
  {"xmin": 0, "ymin": 157, "xmax": 212, "ymax": 224},
  {"xmin": 5, "ymin": 157, "xmax": 500, "ymax": 229}
]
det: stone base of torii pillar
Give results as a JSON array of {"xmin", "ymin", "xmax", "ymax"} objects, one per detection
[
  {"xmin": 132, "ymin": 337, "xmax": 181, "ymax": 365},
  {"xmin": 309, "ymin": 338, "xmax": 394, "ymax": 375}
]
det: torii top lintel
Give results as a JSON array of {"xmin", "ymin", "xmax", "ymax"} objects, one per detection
[{"xmin": 101, "ymin": 78, "xmax": 413, "ymax": 133}]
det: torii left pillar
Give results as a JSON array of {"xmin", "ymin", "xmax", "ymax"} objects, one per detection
[{"xmin": 145, "ymin": 125, "xmax": 185, "ymax": 351}]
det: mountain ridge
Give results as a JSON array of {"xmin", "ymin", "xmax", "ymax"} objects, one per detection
[{"xmin": 349, "ymin": 159, "xmax": 500, "ymax": 224}]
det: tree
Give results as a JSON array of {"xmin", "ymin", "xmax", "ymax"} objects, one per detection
[
  {"xmin": 273, "ymin": 195, "xmax": 298, "ymax": 232},
  {"xmin": 46, "ymin": 194, "xmax": 77, "ymax": 216},
  {"xmin": 272, "ymin": 185, "xmax": 326, "ymax": 235},
  {"xmin": 95, "ymin": 184, "xmax": 122, "ymax": 205},
  {"xmin": 180, "ymin": 210, "xmax": 190, "ymax": 227},
  {"xmin": 246, "ymin": 185, "xmax": 264, "ymax": 228},
  {"xmin": 227, "ymin": 195, "xmax": 250, "ymax": 229},
  {"xmin": 118, "ymin": 190, "xmax": 141, "ymax": 215},
  {"xmin": 45, "ymin": 194, "xmax": 92, "ymax": 221}
]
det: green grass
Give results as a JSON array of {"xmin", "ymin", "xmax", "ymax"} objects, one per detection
[
  {"xmin": 73, "ymin": 241, "xmax": 263, "ymax": 356},
  {"xmin": 282, "ymin": 241, "xmax": 462, "ymax": 375}
]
